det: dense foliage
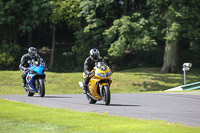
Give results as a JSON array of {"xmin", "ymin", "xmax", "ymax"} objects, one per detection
[{"xmin": 0, "ymin": 0, "xmax": 199, "ymax": 72}]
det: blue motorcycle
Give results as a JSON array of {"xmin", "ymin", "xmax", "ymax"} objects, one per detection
[{"xmin": 24, "ymin": 59, "xmax": 46, "ymax": 97}]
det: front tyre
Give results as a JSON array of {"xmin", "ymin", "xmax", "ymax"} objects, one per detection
[
  {"xmin": 102, "ymin": 85, "xmax": 110, "ymax": 105},
  {"xmin": 38, "ymin": 79, "xmax": 45, "ymax": 97}
]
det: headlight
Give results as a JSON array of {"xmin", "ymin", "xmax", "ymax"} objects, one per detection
[
  {"xmin": 106, "ymin": 72, "xmax": 111, "ymax": 77},
  {"xmin": 31, "ymin": 71, "xmax": 37, "ymax": 74},
  {"xmin": 97, "ymin": 73, "xmax": 105, "ymax": 77}
]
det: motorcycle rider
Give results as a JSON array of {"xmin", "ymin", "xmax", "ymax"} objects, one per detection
[
  {"xmin": 82, "ymin": 48, "xmax": 106, "ymax": 94},
  {"xmin": 19, "ymin": 47, "xmax": 44, "ymax": 87}
]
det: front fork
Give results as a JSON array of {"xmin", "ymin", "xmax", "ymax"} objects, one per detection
[{"xmin": 99, "ymin": 83, "xmax": 109, "ymax": 97}]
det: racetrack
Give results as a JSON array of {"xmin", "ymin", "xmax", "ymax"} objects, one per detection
[{"xmin": 1, "ymin": 93, "xmax": 200, "ymax": 127}]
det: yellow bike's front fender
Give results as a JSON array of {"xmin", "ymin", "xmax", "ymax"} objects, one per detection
[{"xmin": 100, "ymin": 83, "xmax": 109, "ymax": 90}]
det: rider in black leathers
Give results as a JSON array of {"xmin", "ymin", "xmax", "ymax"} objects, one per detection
[
  {"xmin": 83, "ymin": 48, "xmax": 105, "ymax": 94},
  {"xmin": 19, "ymin": 47, "xmax": 44, "ymax": 87}
]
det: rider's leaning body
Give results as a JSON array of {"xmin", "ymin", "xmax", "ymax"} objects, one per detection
[
  {"xmin": 19, "ymin": 47, "xmax": 44, "ymax": 87},
  {"xmin": 83, "ymin": 48, "xmax": 106, "ymax": 94}
]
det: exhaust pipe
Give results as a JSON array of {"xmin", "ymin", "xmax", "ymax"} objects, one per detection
[{"xmin": 78, "ymin": 81, "xmax": 83, "ymax": 89}]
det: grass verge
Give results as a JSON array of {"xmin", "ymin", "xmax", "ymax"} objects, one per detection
[
  {"xmin": 0, "ymin": 68, "xmax": 200, "ymax": 95},
  {"xmin": 0, "ymin": 98, "xmax": 199, "ymax": 133}
]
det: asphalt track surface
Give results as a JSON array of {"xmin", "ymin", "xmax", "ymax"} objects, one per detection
[{"xmin": 1, "ymin": 93, "xmax": 200, "ymax": 127}]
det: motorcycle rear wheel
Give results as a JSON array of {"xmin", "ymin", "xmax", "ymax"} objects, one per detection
[
  {"xmin": 102, "ymin": 85, "xmax": 110, "ymax": 105},
  {"xmin": 38, "ymin": 79, "xmax": 45, "ymax": 97},
  {"xmin": 86, "ymin": 94, "xmax": 97, "ymax": 104},
  {"xmin": 25, "ymin": 85, "xmax": 34, "ymax": 96}
]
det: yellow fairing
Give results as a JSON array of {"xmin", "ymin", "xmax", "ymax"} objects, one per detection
[
  {"xmin": 83, "ymin": 65, "xmax": 112, "ymax": 100},
  {"xmin": 89, "ymin": 78, "xmax": 102, "ymax": 100}
]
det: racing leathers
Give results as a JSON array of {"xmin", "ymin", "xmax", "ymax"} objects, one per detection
[{"xmin": 83, "ymin": 56, "xmax": 105, "ymax": 93}]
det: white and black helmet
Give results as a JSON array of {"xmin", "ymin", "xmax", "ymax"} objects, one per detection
[
  {"xmin": 28, "ymin": 47, "xmax": 37, "ymax": 58},
  {"xmin": 90, "ymin": 48, "xmax": 100, "ymax": 61}
]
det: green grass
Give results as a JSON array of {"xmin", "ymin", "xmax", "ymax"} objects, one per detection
[
  {"xmin": 0, "ymin": 98, "xmax": 199, "ymax": 133},
  {"xmin": 1, "ymin": 68, "xmax": 200, "ymax": 132},
  {"xmin": 0, "ymin": 67, "xmax": 200, "ymax": 95}
]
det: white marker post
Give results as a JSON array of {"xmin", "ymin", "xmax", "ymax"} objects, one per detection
[{"xmin": 182, "ymin": 63, "xmax": 192, "ymax": 85}]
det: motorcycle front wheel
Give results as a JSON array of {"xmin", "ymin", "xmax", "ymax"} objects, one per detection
[
  {"xmin": 102, "ymin": 85, "xmax": 110, "ymax": 105},
  {"xmin": 38, "ymin": 79, "xmax": 45, "ymax": 97}
]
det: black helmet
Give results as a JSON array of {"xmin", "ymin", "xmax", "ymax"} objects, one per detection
[
  {"xmin": 90, "ymin": 48, "xmax": 100, "ymax": 61},
  {"xmin": 28, "ymin": 47, "xmax": 37, "ymax": 58}
]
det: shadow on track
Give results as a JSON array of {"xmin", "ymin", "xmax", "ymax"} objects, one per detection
[
  {"xmin": 96, "ymin": 103, "xmax": 140, "ymax": 107},
  {"xmin": 109, "ymin": 104, "xmax": 140, "ymax": 107},
  {"xmin": 33, "ymin": 96, "xmax": 72, "ymax": 98},
  {"xmin": 45, "ymin": 96, "xmax": 72, "ymax": 98}
]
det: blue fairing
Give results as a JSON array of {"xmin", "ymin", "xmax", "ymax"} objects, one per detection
[
  {"xmin": 30, "ymin": 64, "xmax": 45, "ymax": 75},
  {"xmin": 26, "ymin": 64, "xmax": 45, "ymax": 93},
  {"xmin": 29, "ymin": 77, "xmax": 38, "ymax": 92}
]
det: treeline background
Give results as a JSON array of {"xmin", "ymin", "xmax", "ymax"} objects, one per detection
[{"xmin": 0, "ymin": 0, "xmax": 200, "ymax": 72}]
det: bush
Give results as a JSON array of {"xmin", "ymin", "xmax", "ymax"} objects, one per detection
[
  {"xmin": 0, "ymin": 52, "xmax": 15, "ymax": 69},
  {"xmin": 0, "ymin": 41, "xmax": 21, "ymax": 70}
]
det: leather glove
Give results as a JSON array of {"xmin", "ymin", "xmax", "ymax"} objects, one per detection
[
  {"xmin": 86, "ymin": 71, "xmax": 91, "ymax": 76},
  {"xmin": 23, "ymin": 67, "xmax": 27, "ymax": 71}
]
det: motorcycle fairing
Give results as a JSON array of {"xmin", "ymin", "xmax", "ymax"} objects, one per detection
[
  {"xmin": 88, "ymin": 78, "xmax": 102, "ymax": 100},
  {"xmin": 26, "ymin": 64, "xmax": 45, "ymax": 93},
  {"xmin": 28, "ymin": 77, "xmax": 38, "ymax": 93},
  {"xmin": 30, "ymin": 64, "xmax": 45, "ymax": 75}
]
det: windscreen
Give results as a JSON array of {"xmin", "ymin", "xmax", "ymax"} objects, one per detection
[{"xmin": 96, "ymin": 62, "xmax": 107, "ymax": 71}]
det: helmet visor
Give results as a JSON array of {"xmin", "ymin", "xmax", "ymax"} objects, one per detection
[
  {"xmin": 30, "ymin": 52, "xmax": 37, "ymax": 57},
  {"xmin": 92, "ymin": 55, "xmax": 99, "ymax": 61}
]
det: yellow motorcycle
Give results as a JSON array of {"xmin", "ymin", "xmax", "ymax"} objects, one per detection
[{"xmin": 78, "ymin": 62, "xmax": 112, "ymax": 105}]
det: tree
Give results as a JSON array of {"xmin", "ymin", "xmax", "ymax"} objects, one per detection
[
  {"xmin": 19, "ymin": 0, "xmax": 52, "ymax": 46},
  {"xmin": 0, "ymin": 0, "xmax": 21, "ymax": 45},
  {"xmin": 148, "ymin": 0, "xmax": 200, "ymax": 73},
  {"xmin": 0, "ymin": 0, "xmax": 52, "ymax": 46},
  {"xmin": 160, "ymin": 1, "xmax": 181, "ymax": 73},
  {"xmin": 102, "ymin": 0, "xmax": 156, "ymax": 57},
  {"xmin": 0, "ymin": 0, "xmax": 22, "ymax": 69},
  {"xmin": 104, "ymin": 14, "xmax": 157, "ymax": 57},
  {"xmin": 49, "ymin": 0, "xmax": 80, "ymax": 68},
  {"xmin": 73, "ymin": 0, "xmax": 124, "ymax": 64},
  {"xmin": 0, "ymin": 0, "xmax": 52, "ymax": 69},
  {"xmin": 50, "ymin": 0, "xmax": 80, "ymax": 29}
]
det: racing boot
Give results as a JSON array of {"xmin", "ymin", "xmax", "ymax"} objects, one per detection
[
  {"xmin": 83, "ymin": 85, "xmax": 88, "ymax": 94},
  {"xmin": 83, "ymin": 77, "xmax": 90, "ymax": 94},
  {"xmin": 22, "ymin": 79, "xmax": 26, "ymax": 87}
]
